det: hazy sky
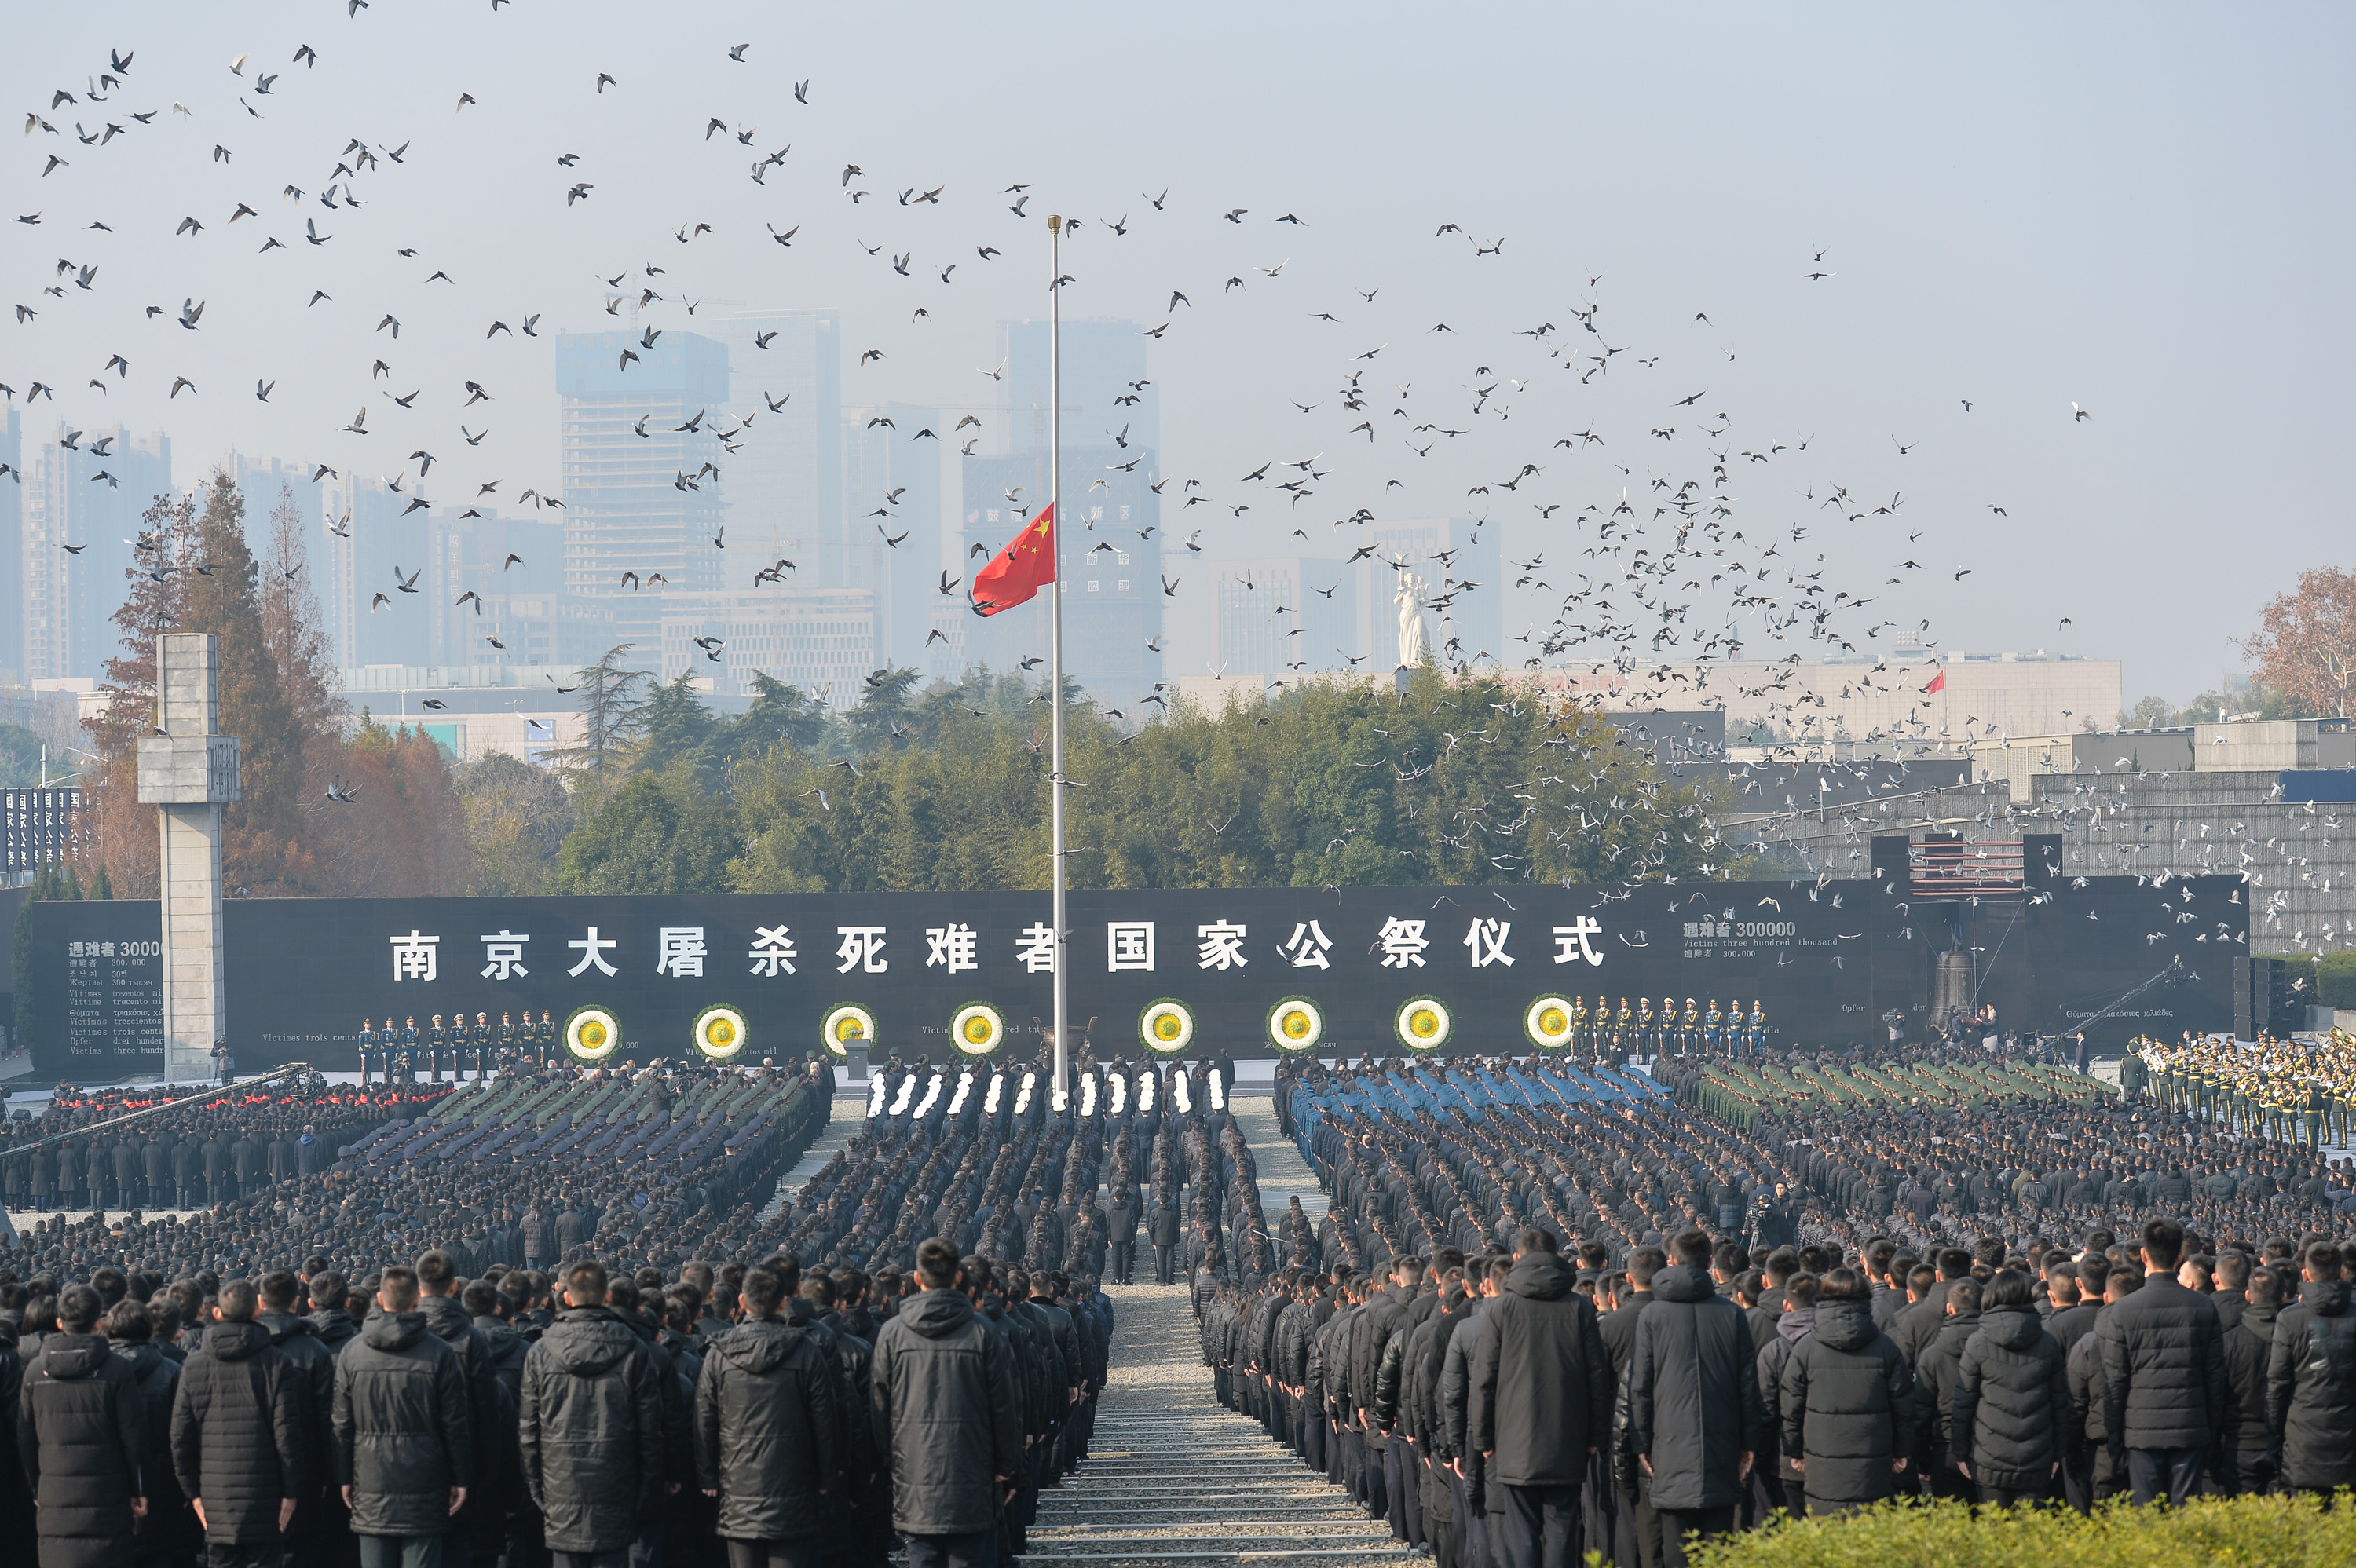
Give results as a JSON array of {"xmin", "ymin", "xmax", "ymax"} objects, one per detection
[{"xmin": 5, "ymin": 2, "xmax": 2349, "ymax": 703}]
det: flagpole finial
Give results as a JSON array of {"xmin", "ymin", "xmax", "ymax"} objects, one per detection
[{"xmin": 1047, "ymin": 214, "xmax": 1063, "ymax": 232}]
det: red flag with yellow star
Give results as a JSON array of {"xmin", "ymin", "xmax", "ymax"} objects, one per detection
[{"xmin": 970, "ymin": 503, "xmax": 1055, "ymax": 616}]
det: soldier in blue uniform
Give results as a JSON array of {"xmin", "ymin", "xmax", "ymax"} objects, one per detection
[{"xmin": 357, "ymin": 1017, "xmax": 377, "ymax": 1084}]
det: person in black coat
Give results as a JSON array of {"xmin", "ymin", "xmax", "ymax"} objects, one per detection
[
  {"xmin": 1778, "ymin": 1268, "xmax": 1916, "ymax": 1516},
  {"xmin": 869, "ymin": 1241, "xmax": 1023, "ymax": 1568},
  {"xmin": 2266, "ymin": 1241, "xmax": 2356, "ymax": 1496},
  {"xmin": 518, "ymin": 1259, "xmax": 666, "ymax": 1563},
  {"xmin": 1147, "ymin": 1197, "xmax": 1181, "ymax": 1287},
  {"xmin": 331, "ymin": 1266, "xmax": 475, "ymax": 1555},
  {"xmin": 1105, "ymin": 1188, "xmax": 1139, "ymax": 1288},
  {"xmin": 1951, "ymin": 1270, "xmax": 2070, "ymax": 1507},
  {"xmin": 255, "ymin": 1270, "xmax": 338, "ymax": 1568},
  {"xmin": 1465, "ymin": 1229, "xmax": 1612, "ymax": 1568},
  {"xmin": 2094, "ymin": 1218, "xmax": 2230, "ymax": 1508},
  {"xmin": 1916, "ymin": 1279, "xmax": 1981, "ymax": 1497},
  {"xmin": 17, "ymin": 1285, "xmax": 145, "ymax": 1568},
  {"xmin": 692, "ymin": 1266, "xmax": 837, "ymax": 1568},
  {"xmin": 1625, "ymin": 1230, "xmax": 1765, "ymax": 1566},
  {"xmin": 2220, "ymin": 1266, "xmax": 2281, "ymax": 1496},
  {"xmin": 170, "ymin": 1279, "xmax": 304, "ymax": 1566},
  {"xmin": 104, "ymin": 1299, "xmax": 199, "ymax": 1568}
]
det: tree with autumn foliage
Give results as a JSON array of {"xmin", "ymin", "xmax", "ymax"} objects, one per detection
[
  {"xmin": 83, "ymin": 471, "xmax": 469, "ymax": 897},
  {"xmin": 2238, "ymin": 567, "xmax": 2356, "ymax": 719}
]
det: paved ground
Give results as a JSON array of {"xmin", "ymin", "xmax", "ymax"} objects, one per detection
[
  {"xmin": 1231, "ymin": 1092, "xmax": 1328, "ymax": 1220},
  {"xmin": 1026, "ymin": 1281, "xmax": 1412, "ymax": 1564}
]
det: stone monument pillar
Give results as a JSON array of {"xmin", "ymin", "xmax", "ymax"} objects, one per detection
[{"xmin": 135, "ymin": 634, "xmax": 240, "ymax": 1083}]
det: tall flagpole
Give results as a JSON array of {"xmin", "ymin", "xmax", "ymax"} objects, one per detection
[{"xmin": 1048, "ymin": 214, "xmax": 1070, "ymax": 1103}]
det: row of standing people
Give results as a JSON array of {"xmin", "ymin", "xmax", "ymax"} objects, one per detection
[
  {"xmin": 1202, "ymin": 1213, "xmax": 2356, "ymax": 1568},
  {"xmin": 9, "ymin": 1236, "xmax": 1114, "ymax": 1568}
]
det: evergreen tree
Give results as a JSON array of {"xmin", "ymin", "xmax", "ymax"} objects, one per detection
[
  {"xmin": 181, "ymin": 472, "xmax": 313, "ymax": 893},
  {"xmin": 551, "ymin": 644, "xmax": 650, "ymax": 773}
]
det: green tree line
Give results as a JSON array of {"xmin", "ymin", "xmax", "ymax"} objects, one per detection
[{"xmin": 514, "ymin": 652, "xmax": 1735, "ymax": 897}]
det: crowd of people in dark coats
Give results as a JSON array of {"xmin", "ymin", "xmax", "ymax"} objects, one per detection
[
  {"xmin": 1193, "ymin": 1054, "xmax": 2356, "ymax": 1568},
  {"xmin": 5, "ymin": 1233, "xmax": 1114, "ymax": 1568},
  {"xmin": 801, "ymin": 1049, "xmax": 1270, "ymax": 1286},
  {"xmin": 3, "ymin": 1060, "xmax": 829, "ymax": 1284},
  {"xmin": 1204, "ymin": 1216, "xmax": 2356, "ymax": 1568}
]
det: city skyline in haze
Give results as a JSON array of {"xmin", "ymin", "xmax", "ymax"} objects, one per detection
[{"xmin": 2, "ymin": 4, "xmax": 2349, "ymax": 708}]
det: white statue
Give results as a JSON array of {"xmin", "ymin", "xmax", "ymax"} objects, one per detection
[{"xmin": 1394, "ymin": 569, "xmax": 1432, "ymax": 667}]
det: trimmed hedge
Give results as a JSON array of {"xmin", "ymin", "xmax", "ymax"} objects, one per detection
[{"xmin": 1681, "ymin": 1493, "xmax": 2356, "ymax": 1568}]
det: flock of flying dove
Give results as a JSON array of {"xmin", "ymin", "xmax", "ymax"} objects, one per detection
[{"xmin": 5, "ymin": 11, "xmax": 2124, "ymax": 869}]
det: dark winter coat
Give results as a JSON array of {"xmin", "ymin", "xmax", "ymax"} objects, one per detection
[
  {"xmin": 2220, "ymin": 1301, "xmax": 2275, "ymax": 1464},
  {"xmin": 692, "ymin": 1317, "xmax": 838, "ymax": 1541},
  {"xmin": 2095, "ymin": 1274, "xmax": 2229, "ymax": 1459},
  {"xmin": 1778, "ymin": 1297, "xmax": 1917, "ymax": 1508},
  {"xmin": 1950, "ymin": 1303, "xmax": 2069, "ymax": 1489},
  {"xmin": 1465, "ymin": 1252, "xmax": 1612, "ymax": 1488},
  {"xmin": 869, "ymin": 1288, "xmax": 1023, "ymax": 1537},
  {"xmin": 1626, "ymin": 1266, "xmax": 1767, "ymax": 1510},
  {"xmin": 1918, "ymin": 1305, "xmax": 1980, "ymax": 1470},
  {"xmin": 16, "ymin": 1333, "xmax": 144, "ymax": 1568},
  {"xmin": 2266, "ymin": 1277, "xmax": 2356, "ymax": 1489},
  {"xmin": 109, "ymin": 1339, "xmax": 196, "ymax": 1563},
  {"xmin": 331, "ymin": 1310, "xmax": 475, "ymax": 1537},
  {"xmin": 518, "ymin": 1306, "xmax": 665, "ymax": 1552},
  {"xmin": 255, "ymin": 1310, "xmax": 337, "ymax": 1481},
  {"xmin": 169, "ymin": 1321, "xmax": 303, "ymax": 1544},
  {"xmin": 1754, "ymin": 1307, "xmax": 1813, "ymax": 1479},
  {"xmin": 419, "ymin": 1294, "xmax": 510, "ymax": 1528}
]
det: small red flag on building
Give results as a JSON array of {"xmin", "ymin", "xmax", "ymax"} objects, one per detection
[
  {"xmin": 1924, "ymin": 668, "xmax": 1947, "ymax": 695},
  {"xmin": 971, "ymin": 503, "xmax": 1055, "ymax": 616}
]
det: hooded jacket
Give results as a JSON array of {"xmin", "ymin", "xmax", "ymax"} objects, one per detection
[
  {"xmin": 1754, "ymin": 1306, "xmax": 1814, "ymax": 1480},
  {"xmin": 1950, "ymin": 1303, "xmax": 2069, "ymax": 1489},
  {"xmin": 419, "ymin": 1293, "xmax": 511, "ymax": 1526},
  {"xmin": 519, "ymin": 1305, "xmax": 665, "ymax": 1552},
  {"xmin": 2220, "ymin": 1299, "xmax": 2276, "ymax": 1464},
  {"xmin": 2094, "ymin": 1273, "xmax": 2229, "ymax": 1460},
  {"xmin": 1465, "ymin": 1252, "xmax": 1612, "ymax": 1488},
  {"xmin": 693, "ymin": 1316, "xmax": 838, "ymax": 1541},
  {"xmin": 2266, "ymin": 1277, "xmax": 2356, "ymax": 1489},
  {"xmin": 1626, "ymin": 1266, "xmax": 1767, "ymax": 1510},
  {"xmin": 1778, "ymin": 1296, "xmax": 1916, "ymax": 1508},
  {"xmin": 17, "ymin": 1332, "xmax": 144, "ymax": 1568},
  {"xmin": 170, "ymin": 1320, "xmax": 303, "ymax": 1543},
  {"xmin": 869, "ymin": 1288, "xmax": 1022, "ymax": 1537},
  {"xmin": 331, "ymin": 1309, "xmax": 475, "ymax": 1537}
]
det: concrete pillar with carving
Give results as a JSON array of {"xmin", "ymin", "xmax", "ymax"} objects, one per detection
[{"xmin": 135, "ymin": 634, "xmax": 241, "ymax": 1083}]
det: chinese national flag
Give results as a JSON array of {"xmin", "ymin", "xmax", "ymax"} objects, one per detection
[
  {"xmin": 1924, "ymin": 669, "xmax": 1947, "ymax": 695},
  {"xmin": 971, "ymin": 503, "xmax": 1055, "ymax": 616}
]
